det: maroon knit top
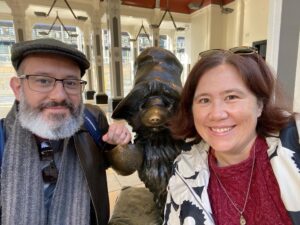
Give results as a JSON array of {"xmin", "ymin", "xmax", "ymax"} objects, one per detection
[{"xmin": 208, "ymin": 137, "xmax": 293, "ymax": 225}]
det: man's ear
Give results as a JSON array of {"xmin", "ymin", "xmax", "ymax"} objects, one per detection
[{"xmin": 10, "ymin": 77, "xmax": 22, "ymax": 101}]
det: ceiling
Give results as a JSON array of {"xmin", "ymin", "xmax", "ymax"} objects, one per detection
[
  {"xmin": 121, "ymin": 0, "xmax": 235, "ymax": 14},
  {"xmin": 0, "ymin": 0, "xmax": 235, "ymax": 32}
]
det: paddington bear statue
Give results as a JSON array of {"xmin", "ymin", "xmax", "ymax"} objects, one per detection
[{"xmin": 107, "ymin": 47, "xmax": 184, "ymax": 221}]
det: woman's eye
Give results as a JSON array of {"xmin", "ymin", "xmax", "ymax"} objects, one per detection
[
  {"xmin": 226, "ymin": 95, "xmax": 238, "ymax": 100},
  {"xmin": 199, "ymin": 98, "xmax": 210, "ymax": 104}
]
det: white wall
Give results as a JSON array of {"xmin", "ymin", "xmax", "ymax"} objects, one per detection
[
  {"xmin": 222, "ymin": 1, "xmax": 243, "ymax": 48},
  {"xmin": 242, "ymin": 0, "xmax": 269, "ymax": 46},
  {"xmin": 190, "ymin": 7, "xmax": 211, "ymax": 65},
  {"xmin": 189, "ymin": 0, "xmax": 270, "ymax": 66}
]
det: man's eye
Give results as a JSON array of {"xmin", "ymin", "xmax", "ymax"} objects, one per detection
[
  {"xmin": 35, "ymin": 78, "xmax": 52, "ymax": 85},
  {"xmin": 64, "ymin": 80, "xmax": 79, "ymax": 87}
]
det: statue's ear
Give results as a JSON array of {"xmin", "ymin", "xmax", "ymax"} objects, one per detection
[
  {"xmin": 112, "ymin": 86, "xmax": 147, "ymax": 121},
  {"xmin": 112, "ymin": 99, "xmax": 134, "ymax": 121}
]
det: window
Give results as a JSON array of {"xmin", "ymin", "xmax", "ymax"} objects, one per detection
[
  {"xmin": 159, "ymin": 35, "xmax": 168, "ymax": 49},
  {"xmin": 121, "ymin": 32, "xmax": 131, "ymax": 63},
  {"xmin": 138, "ymin": 33, "xmax": 151, "ymax": 53},
  {"xmin": 32, "ymin": 24, "xmax": 79, "ymax": 47},
  {"xmin": 0, "ymin": 20, "xmax": 15, "ymax": 64},
  {"xmin": 0, "ymin": 20, "xmax": 16, "ymax": 105}
]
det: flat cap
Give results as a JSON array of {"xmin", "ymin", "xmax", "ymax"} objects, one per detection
[{"xmin": 11, "ymin": 38, "xmax": 90, "ymax": 76}]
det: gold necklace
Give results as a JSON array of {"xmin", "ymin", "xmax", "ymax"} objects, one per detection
[{"xmin": 211, "ymin": 146, "xmax": 256, "ymax": 225}]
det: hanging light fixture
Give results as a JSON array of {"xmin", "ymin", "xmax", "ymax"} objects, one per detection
[
  {"xmin": 34, "ymin": 0, "xmax": 88, "ymax": 21},
  {"xmin": 130, "ymin": 22, "xmax": 151, "ymax": 42},
  {"xmin": 38, "ymin": 12, "xmax": 78, "ymax": 37},
  {"xmin": 150, "ymin": 0, "xmax": 185, "ymax": 31},
  {"xmin": 188, "ymin": 1, "xmax": 204, "ymax": 10},
  {"xmin": 150, "ymin": 9, "xmax": 185, "ymax": 31},
  {"xmin": 220, "ymin": 5, "xmax": 234, "ymax": 14},
  {"xmin": 188, "ymin": 0, "xmax": 234, "ymax": 14},
  {"xmin": 219, "ymin": 0, "xmax": 234, "ymax": 14}
]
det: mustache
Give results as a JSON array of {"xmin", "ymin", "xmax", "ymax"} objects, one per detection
[{"xmin": 39, "ymin": 100, "xmax": 75, "ymax": 112}]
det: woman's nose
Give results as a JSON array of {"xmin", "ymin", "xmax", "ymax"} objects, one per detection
[{"xmin": 208, "ymin": 101, "xmax": 228, "ymax": 121}]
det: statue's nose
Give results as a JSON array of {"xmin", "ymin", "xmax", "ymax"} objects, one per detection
[
  {"xmin": 141, "ymin": 107, "xmax": 167, "ymax": 127},
  {"xmin": 149, "ymin": 114, "xmax": 162, "ymax": 125}
]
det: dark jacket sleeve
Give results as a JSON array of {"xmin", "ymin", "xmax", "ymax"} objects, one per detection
[
  {"xmin": 280, "ymin": 119, "xmax": 300, "ymax": 154},
  {"xmin": 74, "ymin": 103, "xmax": 112, "ymax": 225},
  {"xmin": 279, "ymin": 119, "xmax": 300, "ymax": 173}
]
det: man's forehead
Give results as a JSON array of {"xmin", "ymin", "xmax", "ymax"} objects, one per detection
[{"xmin": 19, "ymin": 53, "xmax": 81, "ymax": 76}]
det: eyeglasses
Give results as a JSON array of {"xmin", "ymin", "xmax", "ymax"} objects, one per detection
[
  {"xmin": 198, "ymin": 46, "xmax": 258, "ymax": 59},
  {"xmin": 19, "ymin": 74, "xmax": 87, "ymax": 94},
  {"xmin": 38, "ymin": 140, "xmax": 58, "ymax": 184}
]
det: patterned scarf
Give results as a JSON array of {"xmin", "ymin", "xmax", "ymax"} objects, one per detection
[{"xmin": 1, "ymin": 102, "xmax": 90, "ymax": 225}]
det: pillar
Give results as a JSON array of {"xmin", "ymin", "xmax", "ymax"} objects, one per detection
[
  {"xmin": 267, "ymin": 0, "xmax": 300, "ymax": 111},
  {"xmin": 150, "ymin": 9, "xmax": 161, "ymax": 47},
  {"xmin": 106, "ymin": 0, "xmax": 124, "ymax": 110},
  {"xmin": 90, "ymin": 10, "xmax": 108, "ymax": 104},
  {"xmin": 6, "ymin": 0, "xmax": 29, "ymax": 42},
  {"xmin": 83, "ymin": 29, "xmax": 96, "ymax": 100}
]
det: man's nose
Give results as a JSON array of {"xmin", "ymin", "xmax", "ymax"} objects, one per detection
[{"xmin": 48, "ymin": 81, "xmax": 68, "ymax": 100}]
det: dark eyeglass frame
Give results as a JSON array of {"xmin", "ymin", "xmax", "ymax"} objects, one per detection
[
  {"xmin": 38, "ymin": 140, "xmax": 59, "ymax": 184},
  {"xmin": 19, "ymin": 74, "xmax": 87, "ymax": 94},
  {"xmin": 198, "ymin": 46, "xmax": 258, "ymax": 59}
]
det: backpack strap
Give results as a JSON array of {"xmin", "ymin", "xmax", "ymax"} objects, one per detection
[
  {"xmin": 0, "ymin": 118, "xmax": 5, "ymax": 167},
  {"xmin": 83, "ymin": 108, "xmax": 104, "ymax": 149}
]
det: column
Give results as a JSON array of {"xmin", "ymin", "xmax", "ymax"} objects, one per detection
[
  {"xmin": 83, "ymin": 29, "xmax": 96, "ymax": 100},
  {"xmin": 129, "ymin": 26, "xmax": 139, "ymax": 60},
  {"xmin": 267, "ymin": 0, "xmax": 300, "ymax": 111},
  {"xmin": 152, "ymin": 27, "xmax": 159, "ymax": 47},
  {"xmin": 6, "ymin": 0, "xmax": 29, "ymax": 42},
  {"xmin": 90, "ymin": 10, "xmax": 108, "ymax": 104},
  {"xmin": 150, "ymin": 9, "xmax": 161, "ymax": 47},
  {"xmin": 106, "ymin": 0, "xmax": 124, "ymax": 110},
  {"xmin": 132, "ymin": 40, "xmax": 138, "ymax": 61},
  {"xmin": 170, "ymin": 30, "xmax": 176, "ymax": 53}
]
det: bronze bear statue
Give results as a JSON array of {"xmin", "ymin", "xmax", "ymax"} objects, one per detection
[{"xmin": 109, "ymin": 47, "xmax": 184, "ymax": 216}]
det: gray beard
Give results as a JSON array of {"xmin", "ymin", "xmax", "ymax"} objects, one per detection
[{"xmin": 18, "ymin": 90, "xmax": 84, "ymax": 140}]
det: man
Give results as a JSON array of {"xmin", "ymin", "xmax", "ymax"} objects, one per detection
[{"xmin": 1, "ymin": 38, "xmax": 131, "ymax": 225}]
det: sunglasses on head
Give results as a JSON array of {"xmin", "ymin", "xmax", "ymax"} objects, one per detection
[
  {"xmin": 38, "ymin": 140, "xmax": 58, "ymax": 184},
  {"xmin": 198, "ymin": 46, "xmax": 258, "ymax": 60}
]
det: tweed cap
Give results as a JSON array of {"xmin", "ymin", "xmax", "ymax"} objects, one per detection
[{"xmin": 11, "ymin": 38, "xmax": 90, "ymax": 76}]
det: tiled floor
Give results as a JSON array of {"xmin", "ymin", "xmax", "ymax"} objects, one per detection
[
  {"xmin": 104, "ymin": 103, "xmax": 145, "ymax": 215},
  {"xmin": 107, "ymin": 168, "xmax": 144, "ymax": 215}
]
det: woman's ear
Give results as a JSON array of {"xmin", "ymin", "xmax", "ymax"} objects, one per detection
[
  {"xmin": 257, "ymin": 99, "xmax": 263, "ymax": 118},
  {"xmin": 10, "ymin": 77, "xmax": 22, "ymax": 101}
]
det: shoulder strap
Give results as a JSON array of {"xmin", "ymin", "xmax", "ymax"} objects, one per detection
[
  {"xmin": 0, "ymin": 118, "xmax": 5, "ymax": 167},
  {"xmin": 83, "ymin": 108, "xmax": 104, "ymax": 149}
]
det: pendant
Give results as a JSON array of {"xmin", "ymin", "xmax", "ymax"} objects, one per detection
[{"xmin": 240, "ymin": 214, "xmax": 246, "ymax": 225}]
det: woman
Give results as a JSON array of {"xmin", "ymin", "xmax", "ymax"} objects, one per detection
[{"xmin": 163, "ymin": 47, "xmax": 300, "ymax": 225}]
